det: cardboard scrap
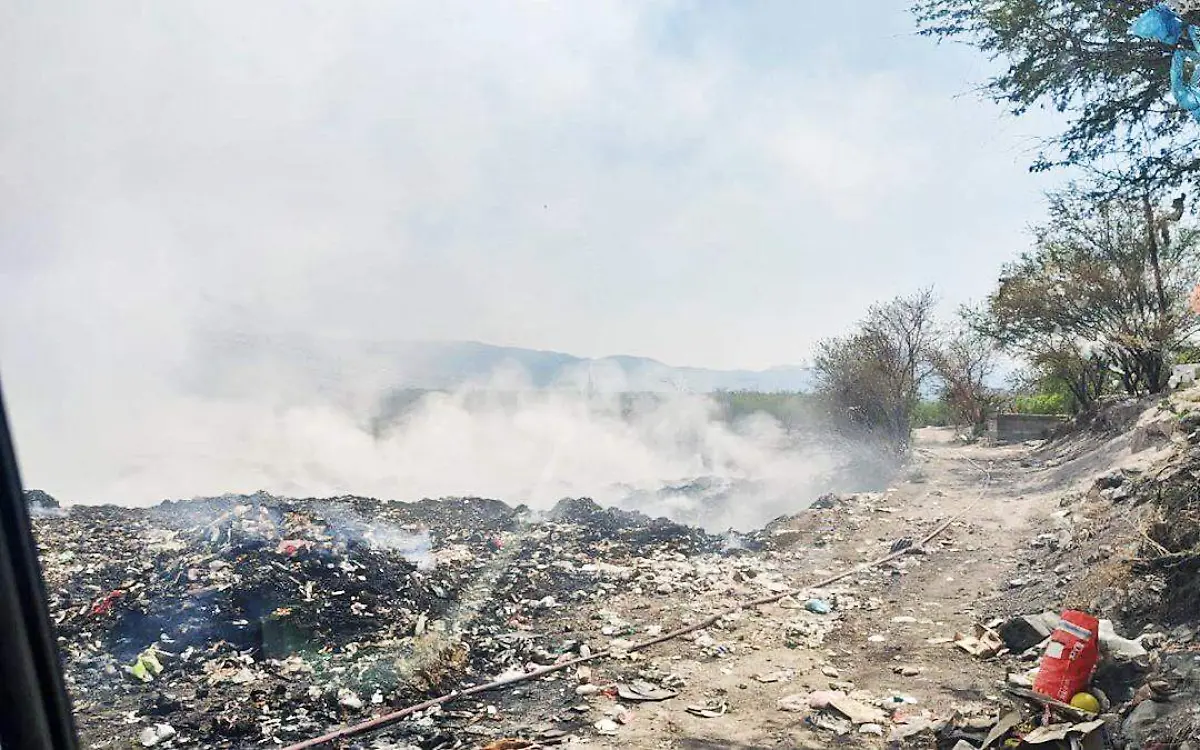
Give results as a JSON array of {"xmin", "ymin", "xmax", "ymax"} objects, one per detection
[
  {"xmin": 980, "ymin": 711, "xmax": 1022, "ymax": 749},
  {"xmin": 827, "ymin": 695, "xmax": 887, "ymax": 725},
  {"xmin": 1022, "ymin": 718, "xmax": 1106, "ymax": 744},
  {"xmin": 776, "ymin": 694, "xmax": 809, "ymax": 713},
  {"xmin": 955, "ymin": 623, "xmax": 1005, "ymax": 658}
]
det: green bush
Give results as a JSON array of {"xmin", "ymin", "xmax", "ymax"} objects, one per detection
[
  {"xmin": 1011, "ymin": 392, "xmax": 1071, "ymax": 415},
  {"xmin": 911, "ymin": 399, "xmax": 951, "ymax": 427},
  {"xmin": 711, "ymin": 391, "xmax": 817, "ymax": 432}
]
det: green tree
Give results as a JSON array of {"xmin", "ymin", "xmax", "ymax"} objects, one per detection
[
  {"xmin": 973, "ymin": 185, "xmax": 1200, "ymax": 398},
  {"xmin": 1009, "ymin": 340, "xmax": 1109, "ymax": 413},
  {"xmin": 1011, "ymin": 389, "xmax": 1074, "ymax": 416},
  {"xmin": 814, "ymin": 289, "xmax": 938, "ymax": 453},
  {"xmin": 911, "ymin": 0, "xmax": 1200, "ymax": 194},
  {"xmin": 931, "ymin": 323, "xmax": 1000, "ymax": 429},
  {"xmin": 714, "ymin": 390, "xmax": 816, "ymax": 434},
  {"xmin": 912, "ymin": 398, "xmax": 953, "ymax": 427}
]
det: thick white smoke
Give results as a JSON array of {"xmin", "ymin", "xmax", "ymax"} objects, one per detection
[{"xmin": 7, "ymin": 357, "xmax": 845, "ymax": 531}]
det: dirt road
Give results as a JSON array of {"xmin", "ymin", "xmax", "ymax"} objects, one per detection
[{"xmin": 573, "ymin": 427, "xmax": 1145, "ymax": 749}]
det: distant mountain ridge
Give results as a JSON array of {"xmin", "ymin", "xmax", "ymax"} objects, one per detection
[
  {"xmin": 190, "ymin": 334, "xmax": 814, "ymax": 395},
  {"xmin": 418, "ymin": 340, "xmax": 815, "ymax": 392}
]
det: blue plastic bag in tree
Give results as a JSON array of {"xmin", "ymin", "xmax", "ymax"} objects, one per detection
[
  {"xmin": 1172, "ymin": 48, "xmax": 1200, "ymax": 119},
  {"xmin": 1169, "ymin": 25, "xmax": 1200, "ymax": 120},
  {"xmin": 1130, "ymin": 3, "xmax": 1185, "ymax": 44}
]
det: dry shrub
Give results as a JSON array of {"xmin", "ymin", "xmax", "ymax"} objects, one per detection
[
  {"xmin": 1135, "ymin": 472, "xmax": 1200, "ymax": 624},
  {"xmin": 1062, "ymin": 554, "xmax": 1135, "ymax": 614}
]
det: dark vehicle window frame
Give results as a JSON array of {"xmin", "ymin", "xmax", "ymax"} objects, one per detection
[{"xmin": 0, "ymin": 379, "xmax": 80, "ymax": 750}]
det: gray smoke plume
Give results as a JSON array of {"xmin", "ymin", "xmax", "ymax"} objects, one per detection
[{"xmin": 6, "ymin": 347, "xmax": 857, "ymax": 530}]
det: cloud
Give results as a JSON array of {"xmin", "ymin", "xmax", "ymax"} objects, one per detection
[
  {"xmin": 0, "ymin": 0, "xmax": 1056, "ymax": 503},
  {"xmin": 2, "ymin": 0, "xmax": 1053, "ymax": 359}
]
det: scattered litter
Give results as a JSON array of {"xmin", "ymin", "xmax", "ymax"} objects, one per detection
[
  {"xmin": 685, "ymin": 700, "xmax": 729, "ymax": 718},
  {"xmin": 807, "ymin": 711, "xmax": 852, "ymax": 735},
  {"xmin": 31, "ymin": 492, "xmax": 728, "ymax": 746},
  {"xmin": 955, "ymin": 623, "xmax": 1004, "ymax": 659},
  {"xmin": 1021, "ymin": 718, "xmax": 1105, "ymax": 744},
  {"xmin": 827, "ymin": 694, "xmax": 887, "ymax": 725},
  {"xmin": 126, "ymin": 648, "xmax": 164, "ymax": 683},
  {"xmin": 138, "ymin": 724, "xmax": 176, "ymax": 747},
  {"xmin": 593, "ymin": 718, "xmax": 619, "ymax": 735},
  {"xmin": 1098, "ymin": 618, "xmax": 1147, "ymax": 659},
  {"xmin": 980, "ymin": 711, "xmax": 1021, "ymax": 749},
  {"xmin": 27, "ymin": 429, "xmax": 1198, "ymax": 750},
  {"xmin": 804, "ymin": 598, "xmax": 832, "ymax": 614},
  {"xmin": 776, "ymin": 694, "xmax": 809, "ymax": 713},
  {"xmin": 615, "ymin": 681, "xmax": 676, "ymax": 702}
]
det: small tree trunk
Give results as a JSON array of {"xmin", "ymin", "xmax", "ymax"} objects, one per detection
[
  {"xmin": 1143, "ymin": 190, "xmax": 1170, "ymax": 317},
  {"xmin": 1145, "ymin": 349, "xmax": 1167, "ymax": 394}
]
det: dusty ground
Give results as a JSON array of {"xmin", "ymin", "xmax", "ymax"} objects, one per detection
[
  {"xmin": 552, "ymin": 426, "xmax": 1175, "ymax": 750},
  {"xmin": 38, "ymin": 411, "xmax": 1191, "ymax": 749}
]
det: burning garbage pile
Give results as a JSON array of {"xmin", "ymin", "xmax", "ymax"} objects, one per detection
[
  {"xmin": 25, "ymin": 427, "xmax": 1200, "ymax": 750},
  {"xmin": 29, "ymin": 490, "xmax": 726, "ymax": 748}
]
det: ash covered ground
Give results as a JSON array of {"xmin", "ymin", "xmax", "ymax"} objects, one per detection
[
  {"xmin": 30, "ymin": 489, "xmax": 757, "ymax": 748},
  {"xmin": 23, "ymin": 388, "xmax": 896, "ymax": 749}
]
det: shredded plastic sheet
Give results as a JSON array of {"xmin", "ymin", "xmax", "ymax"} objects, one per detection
[
  {"xmin": 1172, "ymin": 29, "xmax": 1200, "ymax": 120},
  {"xmin": 1130, "ymin": 4, "xmax": 1200, "ymax": 120},
  {"xmin": 1131, "ymin": 3, "xmax": 1186, "ymax": 44}
]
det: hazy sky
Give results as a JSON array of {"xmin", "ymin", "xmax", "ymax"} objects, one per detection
[{"xmin": 1, "ymin": 0, "xmax": 1060, "ymax": 377}]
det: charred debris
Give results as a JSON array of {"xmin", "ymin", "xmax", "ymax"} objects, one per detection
[{"xmin": 28, "ymin": 490, "xmax": 751, "ymax": 748}]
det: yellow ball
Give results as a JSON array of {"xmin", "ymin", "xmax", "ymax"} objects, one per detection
[{"xmin": 1070, "ymin": 692, "xmax": 1101, "ymax": 713}]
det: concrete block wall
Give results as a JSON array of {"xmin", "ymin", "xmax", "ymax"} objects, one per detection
[{"xmin": 987, "ymin": 413, "xmax": 1068, "ymax": 444}]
